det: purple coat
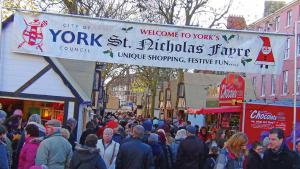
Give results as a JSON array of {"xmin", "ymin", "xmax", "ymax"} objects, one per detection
[{"xmin": 18, "ymin": 137, "xmax": 41, "ymax": 169}]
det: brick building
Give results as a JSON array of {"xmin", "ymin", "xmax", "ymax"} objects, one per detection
[{"xmin": 249, "ymin": 0, "xmax": 300, "ymax": 102}]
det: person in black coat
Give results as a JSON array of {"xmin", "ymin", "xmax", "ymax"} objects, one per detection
[
  {"xmin": 263, "ymin": 128, "xmax": 300, "ymax": 169},
  {"xmin": 116, "ymin": 125, "xmax": 154, "ymax": 169},
  {"xmin": 70, "ymin": 134, "xmax": 107, "ymax": 169},
  {"xmin": 148, "ymin": 133, "xmax": 165, "ymax": 169},
  {"xmin": 203, "ymin": 146, "xmax": 219, "ymax": 169},
  {"xmin": 175, "ymin": 125, "xmax": 208, "ymax": 169},
  {"xmin": 79, "ymin": 121, "xmax": 96, "ymax": 145},
  {"xmin": 246, "ymin": 141, "xmax": 264, "ymax": 169}
]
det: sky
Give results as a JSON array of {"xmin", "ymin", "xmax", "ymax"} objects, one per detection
[{"xmin": 228, "ymin": 0, "xmax": 293, "ymax": 24}]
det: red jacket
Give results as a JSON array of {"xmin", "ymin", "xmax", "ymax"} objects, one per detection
[{"xmin": 18, "ymin": 137, "xmax": 41, "ymax": 169}]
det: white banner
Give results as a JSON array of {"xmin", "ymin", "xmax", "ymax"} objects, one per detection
[{"xmin": 12, "ymin": 11, "xmax": 287, "ymax": 74}]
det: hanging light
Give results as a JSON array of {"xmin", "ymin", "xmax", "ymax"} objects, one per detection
[
  {"xmin": 165, "ymin": 87, "xmax": 172, "ymax": 110},
  {"xmin": 177, "ymin": 82, "xmax": 186, "ymax": 109},
  {"xmin": 159, "ymin": 90, "xmax": 164, "ymax": 109}
]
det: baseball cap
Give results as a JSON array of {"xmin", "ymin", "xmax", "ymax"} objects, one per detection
[{"xmin": 46, "ymin": 119, "xmax": 61, "ymax": 127}]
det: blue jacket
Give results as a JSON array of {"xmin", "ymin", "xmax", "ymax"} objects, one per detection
[
  {"xmin": 116, "ymin": 138, "xmax": 154, "ymax": 169},
  {"xmin": 0, "ymin": 140, "xmax": 9, "ymax": 169}
]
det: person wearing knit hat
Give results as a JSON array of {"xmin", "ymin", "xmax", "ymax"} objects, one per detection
[
  {"xmin": 46, "ymin": 119, "xmax": 61, "ymax": 128},
  {"xmin": 175, "ymin": 129, "xmax": 187, "ymax": 140},
  {"xmin": 70, "ymin": 134, "xmax": 107, "ymax": 169},
  {"xmin": 148, "ymin": 133, "xmax": 164, "ymax": 169},
  {"xmin": 13, "ymin": 109, "xmax": 23, "ymax": 117},
  {"xmin": 171, "ymin": 129, "xmax": 187, "ymax": 163},
  {"xmin": 157, "ymin": 130, "xmax": 173, "ymax": 169},
  {"xmin": 186, "ymin": 125, "xmax": 196, "ymax": 135},
  {"xmin": 148, "ymin": 133, "xmax": 159, "ymax": 143},
  {"xmin": 142, "ymin": 119, "xmax": 152, "ymax": 132},
  {"xmin": 63, "ymin": 118, "xmax": 77, "ymax": 150},
  {"xmin": 175, "ymin": 125, "xmax": 207, "ymax": 169},
  {"xmin": 106, "ymin": 120, "xmax": 119, "ymax": 129},
  {"xmin": 142, "ymin": 119, "xmax": 152, "ymax": 144}
]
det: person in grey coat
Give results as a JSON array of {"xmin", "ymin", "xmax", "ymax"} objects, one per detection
[{"xmin": 35, "ymin": 119, "xmax": 72, "ymax": 169}]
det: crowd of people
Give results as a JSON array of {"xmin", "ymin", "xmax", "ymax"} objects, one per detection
[{"xmin": 1, "ymin": 109, "xmax": 300, "ymax": 169}]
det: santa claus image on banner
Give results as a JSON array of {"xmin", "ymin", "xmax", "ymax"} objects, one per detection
[{"xmin": 255, "ymin": 36, "xmax": 275, "ymax": 69}]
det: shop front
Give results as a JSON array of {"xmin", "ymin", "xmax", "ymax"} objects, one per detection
[
  {"xmin": 0, "ymin": 16, "xmax": 95, "ymax": 136},
  {"xmin": 207, "ymin": 73, "xmax": 244, "ymax": 131},
  {"xmin": 187, "ymin": 73, "xmax": 245, "ymax": 133},
  {"xmin": 0, "ymin": 98, "xmax": 64, "ymax": 123}
]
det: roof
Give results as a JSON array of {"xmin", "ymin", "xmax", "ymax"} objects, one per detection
[
  {"xmin": 2, "ymin": 15, "xmax": 14, "ymax": 29},
  {"xmin": 1, "ymin": 15, "xmax": 94, "ymax": 102}
]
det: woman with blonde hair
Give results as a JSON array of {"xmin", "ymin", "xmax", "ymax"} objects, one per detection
[{"xmin": 214, "ymin": 132, "xmax": 248, "ymax": 169}]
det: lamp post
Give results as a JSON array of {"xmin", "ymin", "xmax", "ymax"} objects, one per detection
[{"xmin": 293, "ymin": 21, "xmax": 300, "ymax": 150}]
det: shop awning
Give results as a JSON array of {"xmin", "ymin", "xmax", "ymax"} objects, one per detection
[{"xmin": 187, "ymin": 106, "xmax": 242, "ymax": 115}]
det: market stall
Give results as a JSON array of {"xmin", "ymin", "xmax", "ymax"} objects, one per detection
[{"xmin": 0, "ymin": 16, "xmax": 95, "ymax": 137}]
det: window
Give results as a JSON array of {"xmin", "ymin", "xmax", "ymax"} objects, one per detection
[
  {"xmin": 261, "ymin": 75, "xmax": 266, "ymax": 96},
  {"xmin": 275, "ymin": 16, "xmax": 280, "ymax": 32},
  {"xmin": 285, "ymin": 38, "xmax": 290, "ymax": 59},
  {"xmin": 297, "ymin": 35, "xmax": 300, "ymax": 56},
  {"xmin": 265, "ymin": 22, "xmax": 270, "ymax": 31},
  {"xmin": 283, "ymin": 71, "xmax": 288, "ymax": 95},
  {"xmin": 297, "ymin": 69, "xmax": 300, "ymax": 94},
  {"xmin": 271, "ymin": 75, "xmax": 275, "ymax": 95},
  {"xmin": 287, "ymin": 10, "xmax": 292, "ymax": 26}
]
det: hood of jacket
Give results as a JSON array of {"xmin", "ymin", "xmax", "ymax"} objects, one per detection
[
  {"xmin": 25, "ymin": 137, "xmax": 43, "ymax": 144},
  {"xmin": 74, "ymin": 145, "xmax": 100, "ymax": 161}
]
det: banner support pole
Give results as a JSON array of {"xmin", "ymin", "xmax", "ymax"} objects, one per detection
[{"xmin": 293, "ymin": 21, "xmax": 299, "ymax": 150}]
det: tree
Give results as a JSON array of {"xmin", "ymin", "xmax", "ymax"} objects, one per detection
[
  {"xmin": 131, "ymin": 66, "xmax": 177, "ymax": 117},
  {"xmin": 135, "ymin": 0, "xmax": 233, "ymax": 118}
]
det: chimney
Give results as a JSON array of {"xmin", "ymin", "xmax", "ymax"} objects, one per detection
[
  {"xmin": 264, "ymin": 1, "xmax": 286, "ymax": 17},
  {"xmin": 227, "ymin": 15, "xmax": 247, "ymax": 30}
]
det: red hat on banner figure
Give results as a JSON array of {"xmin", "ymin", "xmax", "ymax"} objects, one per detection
[{"xmin": 255, "ymin": 36, "xmax": 275, "ymax": 69}]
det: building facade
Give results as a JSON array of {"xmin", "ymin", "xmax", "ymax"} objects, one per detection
[{"xmin": 249, "ymin": 0, "xmax": 300, "ymax": 101}]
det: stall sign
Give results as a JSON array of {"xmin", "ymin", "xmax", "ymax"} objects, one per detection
[
  {"xmin": 219, "ymin": 74, "xmax": 245, "ymax": 106},
  {"xmin": 244, "ymin": 103, "xmax": 300, "ymax": 146}
]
